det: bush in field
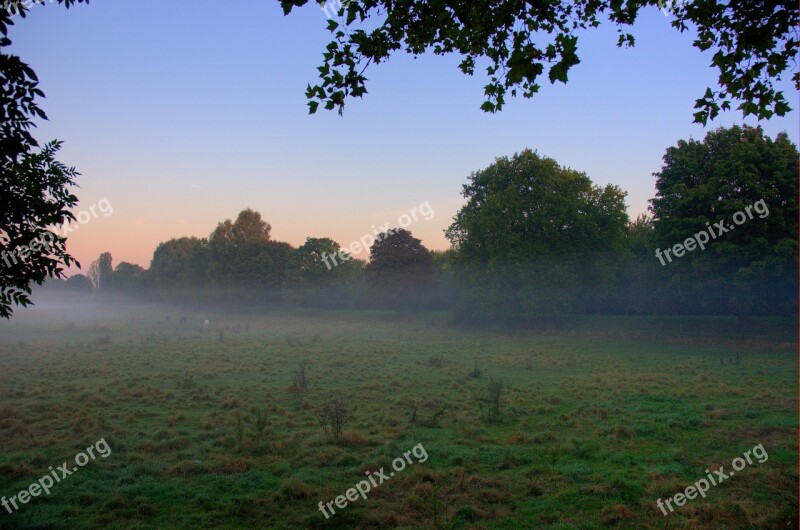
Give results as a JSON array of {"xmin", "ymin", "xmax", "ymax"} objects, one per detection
[
  {"xmin": 252, "ymin": 408, "xmax": 268, "ymax": 441},
  {"xmin": 365, "ymin": 228, "xmax": 436, "ymax": 309},
  {"xmin": 234, "ymin": 411, "xmax": 245, "ymax": 448},
  {"xmin": 177, "ymin": 372, "xmax": 197, "ymax": 390},
  {"xmin": 233, "ymin": 408, "xmax": 270, "ymax": 450},
  {"xmin": 292, "ymin": 361, "xmax": 308, "ymax": 391},
  {"xmin": 407, "ymin": 401, "xmax": 418, "ymax": 424},
  {"xmin": 468, "ymin": 362, "xmax": 481, "ymax": 379},
  {"xmin": 424, "ymin": 356, "xmax": 444, "ymax": 368},
  {"xmin": 479, "ymin": 380, "xmax": 504, "ymax": 423},
  {"xmin": 318, "ymin": 395, "xmax": 349, "ymax": 442}
]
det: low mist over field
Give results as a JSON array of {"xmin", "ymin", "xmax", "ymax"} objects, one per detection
[{"xmin": 1, "ymin": 295, "xmax": 798, "ymax": 528}]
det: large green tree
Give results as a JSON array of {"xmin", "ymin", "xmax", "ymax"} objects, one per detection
[
  {"xmin": 446, "ymin": 149, "xmax": 628, "ymax": 261},
  {"xmin": 445, "ymin": 149, "xmax": 629, "ymax": 321},
  {"xmin": 649, "ymin": 125, "xmax": 798, "ymax": 314},
  {"xmin": 282, "ymin": 0, "xmax": 798, "ymax": 123}
]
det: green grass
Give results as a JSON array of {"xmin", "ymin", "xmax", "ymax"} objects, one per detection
[{"xmin": 0, "ymin": 303, "xmax": 796, "ymax": 529}]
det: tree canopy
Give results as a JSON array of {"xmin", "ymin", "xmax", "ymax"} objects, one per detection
[
  {"xmin": 445, "ymin": 149, "xmax": 630, "ymax": 320},
  {"xmin": 281, "ymin": 0, "xmax": 798, "ymax": 123},
  {"xmin": 0, "ymin": 0, "xmax": 88, "ymax": 318},
  {"xmin": 69, "ymin": 127, "xmax": 798, "ymax": 320},
  {"xmin": 446, "ymin": 149, "xmax": 629, "ymax": 263},
  {"xmin": 365, "ymin": 228, "xmax": 435, "ymax": 307},
  {"xmin": 649, "ymin": 125, "xmax": 798, "ymax": 314}
]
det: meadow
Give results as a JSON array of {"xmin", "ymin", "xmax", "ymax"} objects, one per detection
[{"xmin": 0, "ymin": 298, "xmax": 797, "ymax": 529}]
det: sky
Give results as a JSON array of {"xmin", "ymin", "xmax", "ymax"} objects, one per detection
[{"xmin": 8, "ymin": 0, "xmax": 799, "ymax": 271}]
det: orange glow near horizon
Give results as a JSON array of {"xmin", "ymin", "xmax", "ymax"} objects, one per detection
[{"xmin": 61, "ymin": 200, "xmax": 461, "ymax": 276}]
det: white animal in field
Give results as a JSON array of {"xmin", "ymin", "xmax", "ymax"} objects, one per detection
[{"xmin": 203, "ymin": 319, "xmax": 209, "ymax": 331}]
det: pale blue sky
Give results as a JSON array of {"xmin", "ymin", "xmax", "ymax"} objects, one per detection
[{"xmin": 9, "ymin": 0, "xmax": 799, "ymax": 268}]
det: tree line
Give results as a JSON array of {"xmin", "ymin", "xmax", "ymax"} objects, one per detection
[
  {"xmin": 59, "ymin": 125, "xmax": 797, "ymax": 321},
  {"xmin": 4, "ymin": 0, "xmax": 796, "ymax": 318}
]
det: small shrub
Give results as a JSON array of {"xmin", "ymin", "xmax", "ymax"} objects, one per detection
[
  {"xmin": 424, "ymin": 356, "xmax": 444, "ymax": 368},
  {"xmin": 234, "ymin": 412, "xmax": 245, "ymax": 447},
  {"xmin": 468, "ymin": 362, "xmax": 481, "ymax": 379},
  {"xmin": 177, "ymin": 372, "xmax": 197, "ymax": 390},
  {"xmin": 479, "ymin": 380, "xmax": 504, "ymax": 423},
  {"xmin": 454, "ymin": 504, "xmax": 477, "ymax": 524},
  {"xmin": 232, "ymin": 408, "xmax": 270, "ymax": 450},
  {"xmin": 292, "ymin": 361, "xmax": 308, "ymax": 391},
  {"xmin": 252, "ymin": 408, "xmax": 269, "ymax": 441},
  {"xmin": 318, "ymin": 395, "xmax": 349, "ymax": 442},
  {"xmin": 407, "ymin": 402, "xmax": 418, "ymax": 424},
  {"xmin": 524, "ymin": 358, "xmax": 534, "ymax": 371}
]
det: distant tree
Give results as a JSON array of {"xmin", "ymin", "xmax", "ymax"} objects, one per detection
[
  {"xmin": 86, "ymin": 260, "xmax": 99, "ymax": 292},
  {"xmin": 64, "ymin": 273, "xmax": 93, "ymax": 293},
  {"xmin": 366, "ymin": 229, "xmax": 434, "ymax": 308},
  {"xmin": 0, "ymin": 1, "xmax": 89, "ymax": 318},
  {"xmin": 208, "ymin": 209, "xmax": 283, "ymax": 288},
  {"xmin": 97, "ymin": 252, "xmax": 113, "ymax": 290},
  {"xmin": 289, "ymin": 237, "xmax": 358, "ymax": 287},
  {"xmin": 650, "ymin": 125, "xmax": 799, "ymax": 315},
  {"xmin": 615, "ymin": 214, "xmax": 662, "ymax": 315},
  {"xmin": 186, "ymin": 239, "xmax": 211, "ymax": 285},
  {"xmin": 85, "ymin": 252, "xmax": 112, "ymax": 292},
  {"xmin": 282, "ymin": 0, "xmax": 798, "ymax": 124},
  {"xmin": 445, "ymin": 149, "xmax": 629, "ymax": 321},
  {"xmin": 429, "ymin": 249, "xmax": 458, "ymax": 308},
  {"xmin": 211, "ymin": 208, "xmax": 271, "ymax": 246},
  {"xmin": 246, "ymin": 240, "xmax": 294, "ymax": 290},
  {"xmin": 431, "ymin": 249, "xmax": 456, "ymax": 284},
  {"xmin": 150, "ymin": 237, "xmax": 204, "ymax": 289},
  {"xmin": 110, "ymin": 262, "xmax": 146, "ymax": 292},
  {"xmin": 284, "ymin": 237, "xmax": 365, "ymax": 307},
  {"xmin": 626, "ymin": 214, "xmax": 655, "ymax": 258}
]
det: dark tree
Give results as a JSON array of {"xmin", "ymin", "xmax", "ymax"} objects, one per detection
[
  {"xmin": 649, "ymin": 125, "xmax": 799, "ymax": 315},
  {"xmin": 208, "ymin": 209, "xmax": 292, "ymax": 290},
  {"xmin": 0, "ymin": 1, "xmax": 88, "ymax": 317},
  {"xmin": 366, "ymin": 228, "xmax": 434, "ymax": 307},
  {"xmin": 64, "ymin": 273, "xmax": 93, "ymax": 293},
  {"xmin": 445, "ymin": 149, "xmax": 629, "ymax": 321},
  {"xmin": 1, "ymin": 142, "xmax": 79, "ymax": 316},
  {"xmin": 281, "ymin": 0, "xmax": 797, "ymax": 124},
  {"xmin": 109, "ymin": 262, "xmax": 146, "ymax": 293},
  {"xmin": 86, "ymin": 252, "xmax": 112, "ymax": 292},
  {"xmin": 150, "ymin": 237, "xmax": 205, "ymax": 289},
  {"xmin": 97, "ymin": 251, "xmax": 113, "ymax": 289}
]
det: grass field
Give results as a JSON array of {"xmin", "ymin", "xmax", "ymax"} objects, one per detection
[{"xmin": 0, "ymin": 299, "xmax": 797, "ymax": 529}]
